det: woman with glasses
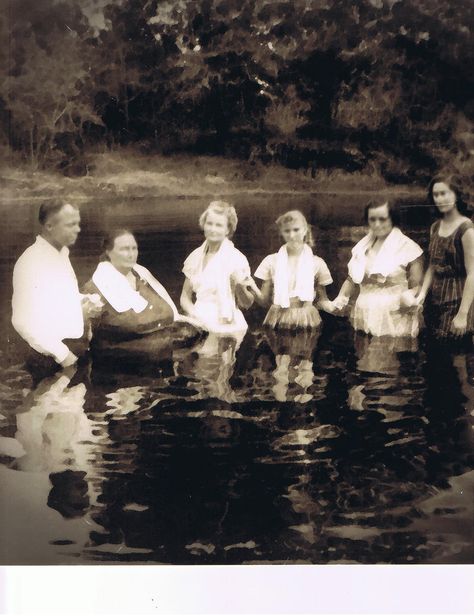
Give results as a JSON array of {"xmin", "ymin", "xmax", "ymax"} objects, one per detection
[{"xmin": 330, "ymin": 199, "xmax": 424, "ymax": 337}]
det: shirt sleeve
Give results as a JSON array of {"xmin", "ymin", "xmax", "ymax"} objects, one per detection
[
  {"xmin": 254, "ymin": 255, "xmax": 274, "ymax": 281},
  {"xmin": 314, "ymin": 257, "xmax": 333, "ymax": 286},
  {"xmin": 11, "ymin": 256, "xmax": 70, "ymax": 364}
]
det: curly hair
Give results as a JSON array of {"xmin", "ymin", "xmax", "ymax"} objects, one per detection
[
  {"xmin": 199, "ymin": 201, "xmax": 238, "ymax": 238},
  {"xmin": 275, "ymin": 210, "xmax": 315, "ymax": 248}
]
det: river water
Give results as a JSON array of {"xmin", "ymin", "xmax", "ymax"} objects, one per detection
[{"xmin": 0, "ymin": 193, "xmax": 473, "ymax": 565}]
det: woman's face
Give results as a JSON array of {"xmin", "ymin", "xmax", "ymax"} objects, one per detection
[
  {"xmin": 107, "ymin": 233, "xmax": 138, "ymax": 272},
  {"xmin": 367, "ymin": 203, "xmax": 393, "ymax": 239},
  {"xmin": 432, "ymin": 182, "xmax": 457, "ymax": 215},
  {"xmin": 203, "ymin": 210, "xmax": 229, "ymax": 243},
  {"xmin": 280, "ymin": 218, "xmax": 307, "ymax": 247}
]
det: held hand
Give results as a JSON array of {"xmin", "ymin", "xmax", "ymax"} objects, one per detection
[
  {"xmin": 60, "ymin": 351, "xmax": 78, "ymax": 368},
  {"xmin": 82, "ymin": 294, "xmax": 104, "ymax": 319},
  {"xmin": 451, "ymin": 313, "xmax": 468, "ymax": 337},
  {"xmin": 331, "ymin": 295, "xmax": 349, "ymax": 313},
  {"xmin": 317, "ymin": 299, "xmax": 336, "ymax": 314}
]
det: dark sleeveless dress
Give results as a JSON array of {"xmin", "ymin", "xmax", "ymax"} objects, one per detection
[{"xmin": 425, "ymin": 219, "xmax": 474, "ymax": 338}]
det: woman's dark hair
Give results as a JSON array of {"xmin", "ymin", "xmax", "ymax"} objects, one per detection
[
  {"xmin": 363, "ymin": 199, "xmax": 400, "ymax": 227},
  {"xmin": 427, "ymin": 174, "xmax": 470, "ymax": 215},
  {"xmin": 100, "ymin": 228, "xmax": 135, "ymax": 261}
]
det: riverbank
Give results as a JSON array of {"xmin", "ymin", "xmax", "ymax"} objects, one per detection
[{"xmin": 0, "ymin": 149, "xmax": 425, "ymax": 202}]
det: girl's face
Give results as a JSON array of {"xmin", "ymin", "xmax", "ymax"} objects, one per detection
[
  {"xmin": 432, "ymin": 182, "xmax": 457, "ymax": 215},
  {"xmin": 107, "ymin": 233, "xmax": 138, "ymax": 272},
  {"xmin": 280, "ymin": 219, "xmax": 307, "ymax": 247},
  {"xmin": 203, "ymin": 210, "xmax": 229, "ymax": 243},
  {"xmin": 367, "ymin": 203, "xmax": 393, "ymax": 239}
]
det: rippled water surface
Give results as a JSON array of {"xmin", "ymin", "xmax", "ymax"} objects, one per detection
[{"xmin": 0, "ymin": 195, "xmax": 473, "ymax": 564}]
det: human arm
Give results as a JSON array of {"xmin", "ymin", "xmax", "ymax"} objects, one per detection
[
  {"xmin": 331, "ymin": 277, "xmax": 356, "ymax": 311},
  {"xmin": 315, "ymin": 285, "xmax": 334, "ymax": 313},
  {"xmin": 180, "ymin": 278, "xmax": 197, "ymax": 317},
  {"xmin": 451, "ymin": 228, "xmax": 474, "ymax": 336},
  {"xmin": 242, "ymin": 277, "xmax": 273, "ymax": 307},
  {"xmin": 415, "ymin": 266, "xmax": 433, "ymax": 306}
]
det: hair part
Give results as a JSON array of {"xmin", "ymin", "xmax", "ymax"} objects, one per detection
[
  {"xmin": 199, "ymin": 201, "xmax": 238, "ymax": 238},
  {"xmin": 275, "ymin": 210, "xmax": 315, "ymax": 247},
  {"xmin": 38, "ymin": 200, "xmax": 78, "ymax": 225},
  {"xmin": 363, "ymin": 199, "xmax": 400, "ymax": 227},
  {"xmin": 427, "ymin": 174, "xmax": 470, "ymax": 215},
  {"xmin": 100, "ymin": 228, "xmax": 136, "ymax": 261}
]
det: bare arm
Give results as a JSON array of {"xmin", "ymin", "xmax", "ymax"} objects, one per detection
[
  {"xmin": 243, "ymin": 277, "xmax": 273, "ymax": 307},
  {"xmin": 331, "ymin": 277, "xmax": 356, "ymax": 310},
  {"xmin": 416, "ymin": 265, "xmax": 433, "ymax": 304},
  {"xmin": 451, "ymin": 228, "xmax": 474, "ymax": 335},
  {"xmin": 407, "ymin": 256, "xmax": 424, "ymax": 293},
  {"xmin": 316, "ymin": 285, "xmax": 334, "ymax": 314},
  {"xmin": 180, "ymin": 278, "xmax": 196, "ymax": 317}
]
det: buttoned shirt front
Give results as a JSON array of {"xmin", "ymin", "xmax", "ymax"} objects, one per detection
[{"xmin": 12, "ymin": 235, "xmax": 84, "ymax": 363}]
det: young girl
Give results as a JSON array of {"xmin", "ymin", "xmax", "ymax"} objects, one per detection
[
  {"xmin": 417, "ymin": 175, "xmax": 474, "ymax": 340},
  {"xmin": 180, "ymin": 201, "xmax": 253, "ymax": 334},
  {"xmin": 247, "ymin": 210, "xmax": 333, "ymax": 329}
]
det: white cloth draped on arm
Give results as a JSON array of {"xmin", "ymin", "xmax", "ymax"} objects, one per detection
[
  {"xmin": 92, "ymin": 261, "xmax": 179, "ymax": 319},
  {"xmin": 347, "ymin": 227, "xmax": 423, "ymax": 284},
  {"xmin": 11, "ymin": 236, "xmax": 84, "ymax": 364},
  {"xmin": 182, "ymin": 238, "xmax": 250, "ymax": 322}
]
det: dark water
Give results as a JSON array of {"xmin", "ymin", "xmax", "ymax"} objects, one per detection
[{"xmin": 0, "ymin": 194, "xmax": 473, "ymax": 565}]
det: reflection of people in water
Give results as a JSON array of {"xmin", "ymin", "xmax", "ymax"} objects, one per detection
[
  {"xmin": 84, "ymin": 229, "xmax": 204, "ymax": 366},
  {"xmin": 180, "ymin": 331, "xmax": 245, "ymax": 403},
  {"xmin": 13, "ymin": 367, "xmax": 99, "ymax": 521},
  {"xmin": 265, "ymin": 328, "xmax": 321, "ymax": 403}
]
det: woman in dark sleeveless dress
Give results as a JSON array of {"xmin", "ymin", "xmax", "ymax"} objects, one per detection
[
  {"xmin": 84, "ymin": 229, "xmax": 204, "ymax": 364},
  {"xmin": 417, "ymin": 175, "xmax": 474, "ymax": 340}
]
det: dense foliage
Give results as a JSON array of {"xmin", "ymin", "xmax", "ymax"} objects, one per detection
[{"xmin": 1, "ymin": 0, "xmax": 473, "ymax": 184}]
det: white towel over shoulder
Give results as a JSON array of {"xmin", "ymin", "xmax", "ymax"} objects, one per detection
[
  {"xmin": 348, "ymin": 227, "xmax": 422, "ymax": 284},
  {"xmin": 273, "ymin": 244, "xmax": 316, "ymax": 308},
  {"xmin": 92, "ymin": 261, "xmax": 179, "ymax": 317}
]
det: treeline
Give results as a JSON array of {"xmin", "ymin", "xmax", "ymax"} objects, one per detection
[{"xmin": 1, "ymin": 0, "xmax": 473, "ymax": 184}]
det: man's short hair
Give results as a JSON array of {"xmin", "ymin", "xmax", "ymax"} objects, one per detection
[{"xmin": 38, "ymin": 200, "xmax": 78, "ymax": 225}]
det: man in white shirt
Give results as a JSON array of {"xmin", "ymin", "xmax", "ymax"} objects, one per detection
[{"xmin": 12, "ymin": 201, "xmax": 100, "ymax": 371}]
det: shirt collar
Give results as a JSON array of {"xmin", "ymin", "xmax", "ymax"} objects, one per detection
[{"xmin": 36, "ymin": 234, "xmax": 70, "ymax": 257}]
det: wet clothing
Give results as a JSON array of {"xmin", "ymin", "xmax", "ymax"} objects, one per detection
[
  {"xmin": 347, "ymin": 228, "xmax": 423, "ymax": 338},
  {"xmin": 254, "ymin": 249, "xmax": 332, "ymax": 330},
  {"xmin": 183, "ymin": 238, "xmax": 250, "ymax": 333},
  {"xmin": 426, "ymin": 219, "xmax": 474, "ymax": 338},
  {"xmin": 85, "ymin": 273, "xmax": 175, "ymax": 342},
  {"xmin": 11, "ymin": 235, "xmax": 84, "ymax": 363}
]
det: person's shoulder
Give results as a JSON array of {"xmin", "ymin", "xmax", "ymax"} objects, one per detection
[
  {"xmin": 459, "ymin": 218, "xmax": 474, "ymax": 238},
  {"xmin": 13, "ymin": 240, "xmax": 40, "ymax": 269}
]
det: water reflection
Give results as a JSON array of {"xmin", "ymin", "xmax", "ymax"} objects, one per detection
[{"xmin": 0, "ymin": 199, "xmax": 473, "ymax": 564}]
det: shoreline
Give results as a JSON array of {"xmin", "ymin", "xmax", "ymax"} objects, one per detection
[{"xmin": 0, "ymin": 150, "xmax": 425, "ymax": 203}]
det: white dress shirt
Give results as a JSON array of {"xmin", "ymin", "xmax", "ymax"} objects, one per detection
[{"xmin": 12, "ymin": 235, "xmax": 84, "ymax": 363}]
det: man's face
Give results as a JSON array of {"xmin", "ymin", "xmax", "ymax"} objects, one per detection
[{"xmin": 46, "ymin": 204, "xmax": 81, "ymax": 248}]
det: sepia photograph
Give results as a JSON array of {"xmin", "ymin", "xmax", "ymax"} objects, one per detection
[{"xmin": 0, "ymin": 0, "xmax": 473, "ymax": 603}]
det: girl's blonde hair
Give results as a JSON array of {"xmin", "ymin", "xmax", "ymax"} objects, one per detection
[
  {"xmin": 199, "ymin": 200, "xmax": 238, "ymax": 238},
  {"xmin": 275, "ymin": 210, "xmax": 314, "ymax": 247}
]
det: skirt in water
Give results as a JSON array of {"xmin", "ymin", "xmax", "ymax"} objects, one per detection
[
  {"xmin": 351, "ymin": 283, "xmax": 420, "ymax": 338},
  {"xmin": 263, "ymin": 299, "xmax": 321, "ymax": 330}
]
